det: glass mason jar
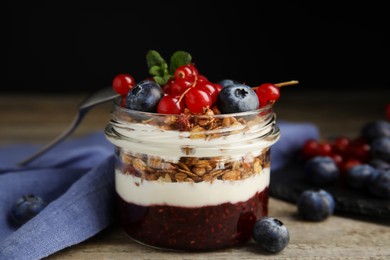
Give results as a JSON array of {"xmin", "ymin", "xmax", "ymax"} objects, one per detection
[{"xmin": 105, "ymin": 98, "xmax": 280, "ymax": 251}]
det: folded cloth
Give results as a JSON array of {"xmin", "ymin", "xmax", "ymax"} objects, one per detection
[{"xmin": 0, "ymin": 122, "xmax": 319, "ymax": 260}]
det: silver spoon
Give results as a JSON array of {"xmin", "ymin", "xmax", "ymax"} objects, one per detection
[{"xmin": 18, "ymin": 87, "xmax": 120, "ymax": 166}]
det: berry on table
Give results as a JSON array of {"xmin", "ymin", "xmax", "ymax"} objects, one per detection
[
  {"xmin": 368, "ymin": 170, "xmax": 390, "ymax": 199},
  {"xmin": 386, "ymin": 103, "xmax": 390, "ymax": 122},
  {"xmin": 125, "ymin": 80, "xmax": 164, "ymax": 112},
  {"xmin": 369, "ymin": 158, "xmax": 390, "ymax": 170},
  {"xmin": 10, "ymin": 195, "xmax": 47, "ymax": 227},
  {"xmin": 112, "ymin": 73, "xmax": 135, "ymax": 95},
  {"xmin": 304, "ymin": 156, "xmax": 340, "ymax": 185},
  {"xmin": 297, "ymin": 189, "xmax": 335, "ymax": 221},
  {"xmin": 370, "ymin": 137, "xmax": 390, "ymax": 162},
  {"xmin": 345, "ymin": 164, "xmax": 377, "ymax": 189},
  {"xmin": 252, "ymin": 217, "xmax": 290, "ymax": 253},
  {"xmin": 301, "ymin": 139, "xmax": 320, "ymax": 160},
  {"xmin": 361, "ymin": 120, "xmax": 390, "ymax": 142}
]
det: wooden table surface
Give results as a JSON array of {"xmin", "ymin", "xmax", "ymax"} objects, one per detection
[{"xmin": 1, "ymin": 89, "xmax": 390, "ymax": 259}]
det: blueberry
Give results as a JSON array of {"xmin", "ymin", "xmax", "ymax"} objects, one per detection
[
  {"xmin": 346, "ymin": 164, "xmax": 377, "ymax": 189},
  {"xmin": 252, "ymin": 217, "xmax": 289, "ymax": 253},
  {"xmin": 216, "ymin": 84, "xmax": 259, "ymax": 113},
  {"xmin": 361, "ymin": 120, "xmax": 390, "ymax": 142},
  {"xmin": 297, "ymin": 189, "xmax": 335, "ymax": 221},
  {"xmin": 368, "ymin": 169, "xmax": 390, "ymax": 199},
  {"xmin": 370, "ymin": 137, "xmax": 390, "ymax": 162},
  {"xmin": 303, "ymin": 156, "xmax": 340, "ymax": 185},
  {"xmin": 10, "ymin": 195, "xmax": 47, "ymax": 227},
  {"xmin": 125, "ymin": 80, "xmax": 164, "ymax": 112},
  {"xmin": 217, "ymin": 79, "xmax": 240, "ymax": 88},
  {"xmin": 369, "ymin": 158, "xmax": 390, "ymax": 170}
]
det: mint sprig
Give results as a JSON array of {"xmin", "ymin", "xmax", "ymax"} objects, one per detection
[
  {"xmin": 169, "ymin": 51, "xmax": 192, "ymax": 75},
  {"xmin": 146, "ymin": 50, "xmax": 192, "ymax": 85}
]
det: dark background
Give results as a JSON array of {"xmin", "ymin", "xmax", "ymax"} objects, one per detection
[{"xmin": 6, "ymin": 1, "xmax": 390, "ymax": 94}]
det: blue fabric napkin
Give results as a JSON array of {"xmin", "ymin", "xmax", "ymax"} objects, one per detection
[{"xmin": 0, "ymin": 122, "xmax": 319, "ymax": 260}]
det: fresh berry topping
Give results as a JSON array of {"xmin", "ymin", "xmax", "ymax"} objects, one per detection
[
  {"xmin": 170, "ymin": 78, "xmax": 193, "ymax": 97},
  {"xmin": 10, "ymin": 195, "xmax": 47, "ymax": 226},
  {"xmin": 252, "ymin": 217, "xmax": 290, "ymax": 253},
  {"xmin": 125, "ymin": 80, "xmax": 164, "ymax": 112},
  {"xmin": 113, "ymin": 50, "xmax": 296, "ymax": 115},
  {"xmin": 297, "ymin": 189, "xmax": 335, "ymax": 221},
  {"xmin": 304, "ymin": 156, "xmax": 340, "ymax": 185},
  {"xmin": 197, "ymin": 75, "xmax": 209, "ymax": 83},
  {"xmin": 184, "ymin": 88, "xmax": 212, "ymax": 114},
  {"xmin": 196, "ymin": 81, "xmax": 219, "ymax": 104},
  {"xmin": 217, "ymin": 79, "xmax": 239, "ymax": 88},
  {"xmin": 216, "ymin": 84, "xmax": 259, "ymax": 114},
  {"xmin": 112, "ymin": 74, "xmax": 135, "ymax": 95},
  {"xmin": 174, "ymin": 64, "xmax": 198, "ymax": 82},
  {"xmin": 157, "ymin": 95, "xmax": 184, "ymax": 114},
  {"xmin": 255, "ymin": 83, "xmax": 280, "ymax": 108}
]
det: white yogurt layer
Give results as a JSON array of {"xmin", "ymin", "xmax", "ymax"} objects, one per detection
[{"xmin": 116, "ymin": 168, "xmax": 270, "ymax": 207}]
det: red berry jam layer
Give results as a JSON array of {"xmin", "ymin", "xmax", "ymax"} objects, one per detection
[{"xmin": 117, "ymin": 187, "xmax": 269, "ymax": 251}]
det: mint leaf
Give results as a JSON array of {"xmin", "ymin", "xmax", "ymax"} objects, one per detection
[
  {"xmin": 149, "ymin": 65, "xmax": 162, "ymax": 76},
  {"xmin": 146, "ymin": 50, "xmax": 171, "ymax": 85},
  {"xmin": 146, "ymin": 50, "xmax": 167, "ymax": 69},
  {"xmin": 153, "ymin": 76, "xmax": 166, "ymax": 85},
  {"xmin": 169, "ymin": 50, "xmax": 192, "ymax": 74}
]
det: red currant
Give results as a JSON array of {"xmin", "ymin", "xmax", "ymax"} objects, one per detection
[
  {"xmin": 170, "ymin": 78, "xmax": 193, "ymax": 97},
  {"xmin": 346, "ymin": 139, "xmax": 371, "ymax": 163},
  {"xmin": 318, "ymin": 142, "xmax": 332, "ymax": 156},
  {"xmin": 329, "ymin": 153, "xmax": 343, "ymax": 168},
  {"xmin": 185, "ymin": 88, "xmax": 212, "ymax": 114},
  {"xmin": 174, "ymin": 64, "xmax": 198, "ymax": 82},
  {"xmin": 339, "ymin": 158, "xmax": 361, "ymax": 174},
  {"xmin": 331, "ymin": 136, "xmax": 350, "ymax": 156},
  {"xmin": 196, "ymin": 81, "xmax": 219, "ymax": 104},
  {"xmin": 301, "ymin": 139, "xmax": 319, "ymax": 160},
  {"xmin": 162, "ymin": 78, "xmax": 175, "ymax": 95},
  {"xmin": 157, "ymin": 95, "xmax": 184, "ymax": 114},
  {"xmin": 212, "ymin": 83, "xmax": 223, "ymax": 95},
  {"xmin": 197, "ymin": 75, "xmax": 209, "ymax": 84},
  {"xmin": 112, "ymin": 74, "xmax": 135, "ymax": 95},
  {"xmin": 255, "ymin": 83, "xmax": 280, "ymax": 108},
  {"xmin": 386, "ymin": 103, "xmax": 390, "ymax": 122}
]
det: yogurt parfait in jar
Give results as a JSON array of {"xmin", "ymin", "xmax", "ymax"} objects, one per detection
[{"xmin": 105, "ymin": 50, "xmax": 294, "ymax": 251}]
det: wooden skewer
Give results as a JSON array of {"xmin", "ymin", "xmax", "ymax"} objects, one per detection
[
  {"xmin": 253, "ymin": 80, "xmax": 299, "ymax": 90},
  {"xmin": 275, "ymin": 80, "xmax": 299, "ymax": 87}
]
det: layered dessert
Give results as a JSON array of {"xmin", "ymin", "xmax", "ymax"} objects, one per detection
[{"xmin": 105, "ymin": 50, "xmax": 289, "ymax": 250}]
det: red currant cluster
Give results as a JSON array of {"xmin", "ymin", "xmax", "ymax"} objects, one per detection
[
  {"xmin": 157, "ymin": 64, "xmax": 221, "ymax": 114},
  {"xmin": 301, "ymin": 137, "xmax": 370, "ymax": 175}
]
